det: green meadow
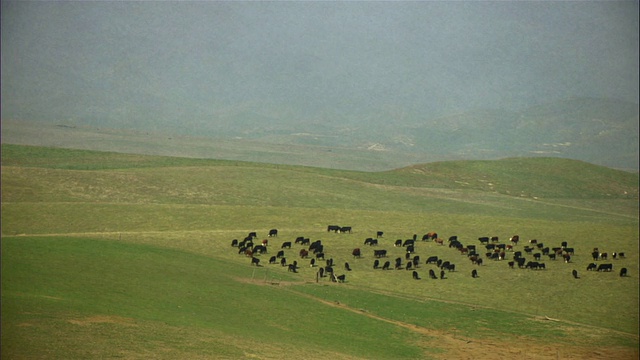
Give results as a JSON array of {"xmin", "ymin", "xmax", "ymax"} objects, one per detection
[{"xmin": 1, "ymin": 144, "xmax": 638, "ymax": 359}]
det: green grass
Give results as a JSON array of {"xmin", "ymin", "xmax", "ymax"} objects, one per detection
[{"xmin": 2, "ymin": 144, "xmax": 638, "ymax": 358}]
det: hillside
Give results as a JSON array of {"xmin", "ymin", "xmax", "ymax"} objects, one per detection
[{"xmin": 2, "ymin": 144, "xmax": 638, "ymax": 359}]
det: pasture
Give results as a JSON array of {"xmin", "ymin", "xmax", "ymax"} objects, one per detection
[{"xmin": 1, "ymin": 144, "xmax": 638, "ymax": 359}]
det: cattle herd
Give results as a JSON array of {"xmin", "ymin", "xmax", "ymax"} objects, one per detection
[{"xmin": 231, "ymin": 226, "xmax": 630, "ymax": 283}]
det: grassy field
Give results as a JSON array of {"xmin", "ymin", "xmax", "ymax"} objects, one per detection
[{"xmin": 1, "ymin": 144, "xmax": 638, "ymax": 359}]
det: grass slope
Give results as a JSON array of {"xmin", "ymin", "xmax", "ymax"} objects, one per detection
[{"xmin": 2, "ymin": 144, "xmax": 639, "ymax": 359}]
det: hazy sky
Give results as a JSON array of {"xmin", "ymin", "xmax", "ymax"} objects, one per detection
[{"xmin": 1, "ymin": 1, "xmax": 638, "ymax": 131}]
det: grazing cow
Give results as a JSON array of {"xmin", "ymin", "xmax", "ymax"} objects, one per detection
[
  {"xmin": 395, "ymin": 257, "xmax": 403, "ymax": 270},
  {"xmin": 524, "ymin": 246, "xmax": 533, "ymax": 254},
  {"xmin": 434, "ymin": 238, "xmax": 444, "ymax": 245},
  {"xmin": 339, "ymin": 226, "xmax": 352, "ymax": 233},
  {"xmin": 405, "ymin": 262, "xmax": 413, "ymax": 270},
  {"xmin": 373, "ymin": 259, "xmax": 380, "ymax": 269},
  {"xmin": 471, "ymin": 269, "xmax": 478, "ymax": 278},
  {"xmin": 563, "ymin": 254, "xmax": 571, "ymax": 263},
  {"xmin": 440, "ymin": 270, "xmax": 446, "ymax": 279},
  {"xmin": 326, "ymin": 258, "xmax": 334, "ymax": 267},
  {"xmin": 231, "ymin": 239, "xmax": 238, "ymax": 247},
  {"xmin": 508, "ymin": 261, "xmax": 515, "ymax": 269},
  {"xmin": 412, "ymin": 256, "xmax": 421, "ymax": 267},
  {"xmin": 364, "ymin": 238, "xmax": 378, "ymax": 246},
  {"xmin": 299, "ymin": 249, "xmax": 309, "ymax": 258},
  {"xmin": 382, "ymin": 261, "xmax": 391, "ymax": 270},
  {"xmin": 403, "ymin": 239, "xmax": 415, "ymax": 247},
  {"xmin": 269, "ymin": 256, "xmax": 277, "ymax": 264},
  {"xmin": 426, "ymin": 256, "xmax": 438, "ymax": 264},
  {"xmin": 327, "ymin": 225, "xmax": 340, "ymax": 233},
  {"xmin": 620, "ymin": 268, "xmax": 628, "ymax": 277},
  {"xmin": 345, "ymin": 262, "xmax": 352, "ymax": 271},
  {"xmin": 294, "ymin": 236, "xmax": 305, "ymax": 244},
  {"xmin": 597, "ymin": 264, "xmax": 613, "ymax": 272},
  {"xmin": 445, "ymin": 263, "xmax": 456, "ymax": 272},
  {"xmin": 572, "ymin": 269, "xmax": 579, "ymax": 279},
  {"xmin": 587, "ymin": 263, "xmax": 597, "ymax": 271},
  {"xmin": 406, "ymin": 245, "xmax": 415, "ymax": 254},
  {"xmin": 563, "ymin": 248, "xmax": 575, "ymax": 255},
  {"xmin": 394, "ymin": 239, "xmax": 403, "ymax": 247},
  {"xmin": 541, "ymin": 247, "xmax": 550, "ymax": 255},
  {"xmin": 516, "ymin": 258, "xmax": 526, "ymax": 268},
  {"xmin": 538, "ymin": 263, "xmax": 546, "ymax": 270},
  {"xmin": 525, "ymin": 261, "xmax": 539, "ymax": 270},
  {"xmin": 251, "ymin": 257, "xmax": 260, "ymax": 266},
  {"xmin": 325, "ymin": 266, "xmax": 334, "ymax": 275},
  {"xmin": 424, "ymin": 232, "xmax": 438, "ymax": 241},
  {"xmin": 288, "ymin": 264, "xmax": 297, "ymax": 273},
  {"xmin": 268, "ymin": 229, "xmax": 278, "ymax": 237},
  {"xmin": 491, "ymin": 236, "xmax": 499, "ymax": 243},
  {"xmin": 247, "ymin": 232, "xmax": 257, "ymax": 239},
  {"xmin": 449, "ymin": 236, "xmax": 458, "ymax": 242},
  {"xmin": 252, "ymin": 245, "xmax": 266, "ymax": 254},
  {"xmin": 281, "ymin": 242, "xmax": 292, "ymax": 249},
  {"xmin": 376, "ymin": 231, "xmax": 384, "ymax": 238},
  {"xmin": 310, "ymin": 258, "xmax": 316, "ymax": 267},
  {"xmin": 374, "ymin": 249, "xmax": 387, "ymax": 258},
  {"xmin": 318, "ymin": 267, "xmax": 325, "ymax": 277},
  {"xmin": 315, "ymin": 252, "xmax": 325, "ymax": 260},
  {"xmin": 309, "ymin": 240, "xmax": 322, "ymax": 252},
  {"xmin": 429, "ymin": 269, "xmax": 437, "ymax": 279},
  {"xmin": 459, "ymin": 247, "xmax": 469, "ymax": 255},
  {"xmin": 529, "ymin": 239, "xmax": 537, "ymax": 244},
  {"xmin": 548, "ymin": 253, "xmax": 556, "ymax": 260},
  {"xmin": 510, "ymin": 235, "xmax": 520, "ymax": 245},
  {"xmin": 440, "ymin": 261, "xmax": 451, "ymax": 270},
  {"xmin": 336, "ymin": 274, "xmax": 346, "ymax": 283},
  {"xmin": 352, "ymin": 248, "xmax": 362, "ymax": 258},
  {"xmin": 412, "ymin": 271, "xmax": 421, "ymax": 280},
  {"xmin": 600, "ymin": 252, "xmax": 608, "ymax": 260},
  {"xmin": 280, "ymin": 257, "xmax": 287, "ymax": 266},
  {"xmin": 405, "ymin": 252, "xmax": 411, "ymax": 260},
  {"xmin": 533, "ymin": 253, "xmax": 541, "ymax": 261},
  {"xmin": 276, "ymin": 250, "xmax": 285, "ymax": 258},
  {"xmin": 478, "ymin": 237, "xmax": 490, "ymax": 244}
]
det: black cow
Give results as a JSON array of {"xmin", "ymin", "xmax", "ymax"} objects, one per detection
[
  {"xmin": 394, "ymin": 239, "xmax": 403, "ymax": 247},
  {"xmin": 516, "ymin": 258, "xmax": 526, "ymax": 268},
  {"xmin": 374, "ymin": 249, "xmax": 387, "ymax": 258},
  {"xmin": 281, "ymin": 242, "xmax": 292, "ymax": 249},
  {"xmin": 425, "ymin": 256, "xmax": 438, "ymax": 264},
  {"xmin": 445, "ymin": 263, "xmax": 456, "ymax": 272},
  {"xmin": 405, "ymin": 262, "xmax": 413, "ymax": 270},
  {"xmin": 294, "ymin": 236, "xmax": 305, "ymax": 244},
  {"xmin": 339, "ymin": 226, "xmax": 352, "ymax": 233},
  {"xmin": 364, "ymin": 238, "xmax": 378, "ymax": 246},
  {"xmin": 253, "ymin": 245, "xmax": 267, "ymax": 254},
  {"xmin": 412, "ymin": 271, "xmax": 421, "ymax": 280},
  {"xmin": 548, "ymin": 253, "xmax": 556, "ymax": 260},
  {"xmin": 597, "ymin": 264, "xmax": 613, "ymax": 272},
  {"xmin": 412, "ymin": 256, "xmax": 420, "ymax": 267},
  {"xmin": 403, "ymin": 239, "xmax": 415, "ymax": 247},
  {"xmin": 587, "ymin": 263, "xmax": 597, "ymax": 271},
  {"xmin": 280, "ymin": 257, "xmax": 287, "ymax": 266},
  {"xmin": 345, "ymin": 262, "xmax": 352, "ymax": 271},
  {"xmin": 561, "ymin": 241, "xmax": 568, "ymax": 248},
  {"xmin": 318, "ymin": 267, "xmax": 325, "ymax": 277},
  {"xmin": 478, "ymin": 237, "xmax": 490, "ymax": 244},
  {"xmin": 248, "ymin": 232, "xmax": 257, "ymax": 239},
  {"xmin": 620, "ymin": 268, "xmax": 628, "ymax": 277},
  {"xmin": 394, "ymin": 257, "xmax": 403, "ymax": 270},
  {"xmin": 268, "ymin": 229, "xmax": 278, "ymax": 237},
  {"xmin": 336, "ymin": 274, "xmax": 346, "ymax": 283},
  {"xmin": 315, "ymin": 252, "xmax": 325, "ymax": 260},
  {"xmin": 288, "ymin": 263, "xmax": 297, "ymax": 273},
  {"xmin": 352, "ymin": 248, "xmax": 362, "ymax": 258},
  {"xmin": 429, "ymin": 269, "xmax": 437, "ymax": 279},
  {"xmin": 533, "ymin": 253, "xmax": 541, "ymax": 261},
  {"xmin": 406, "ymin": 245, "xmax": 415, "ymax": 254},
  {"xmin": 440, "ymin": 261, "xmax": 451, "ymax": 270},
  {"xmin": 310, "ymin": 258, "xmax": 316, "ymax": 267},
  {"xmin": 269, "ymin": 256, "xmax": 277, "ymax": 264},
  {"xmin": 376, "ymin": 231, "xmax": 384, "ymax": 238},
  {"xmin": 231, "ymin": 239, "xmax": 238, "ymax": 247},
  {"xmin": 373, "ymin": 259, "xmax": 380, "ymax": 269},
  {"xmin": 324, "ymin": 266, "xmax": 334, "ymax": 275},
  {"xmin": 508, "ymin": 261, "xmax": 515, "ymax": 269},
  {"xmin": 309, "ymin": 240, "xmax": 322, "ymax": 252},
  {"xmin": 276, "ymin": 250, "xmax": 285, "ymax": 258},
  {"xmin": 326, "ymin": 258, "xmax": 334, "ymax": 267},
  {"xmin": 327, "ymin": 225, "xmax": 340, "ymax": 232},
  {"xmin": 440, "ymin": 270, "xmax": 446, "ymax": 279},
  {"xmin": 563, "ymin": 248, "xmax": 575, "ymax": 255},
  {"xmin": 525, "ymin": 261, "xmax": 539, "ymax": 270},
  {"xmin": 471, "ymin": 269, "xmax": 478, "ymax": 278},
  {"xmin": 251, "ymin": 257, "xmax": 260, "ymax": 266},
  {"xmin": 382, "ymin": 261, "xmax": 391, "ymax": 270},
  {"xmin": 572, "ymin": 269, "xmax": 579, "ymax": 279},
  {"xmin": 490, "ymin": 236, "xmax": 499, "ymax": 243}
]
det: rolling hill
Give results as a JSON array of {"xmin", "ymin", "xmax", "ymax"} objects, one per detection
[{"xmin": 1, "ymin": 144, "xmax": 638, "ymax": 359}]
